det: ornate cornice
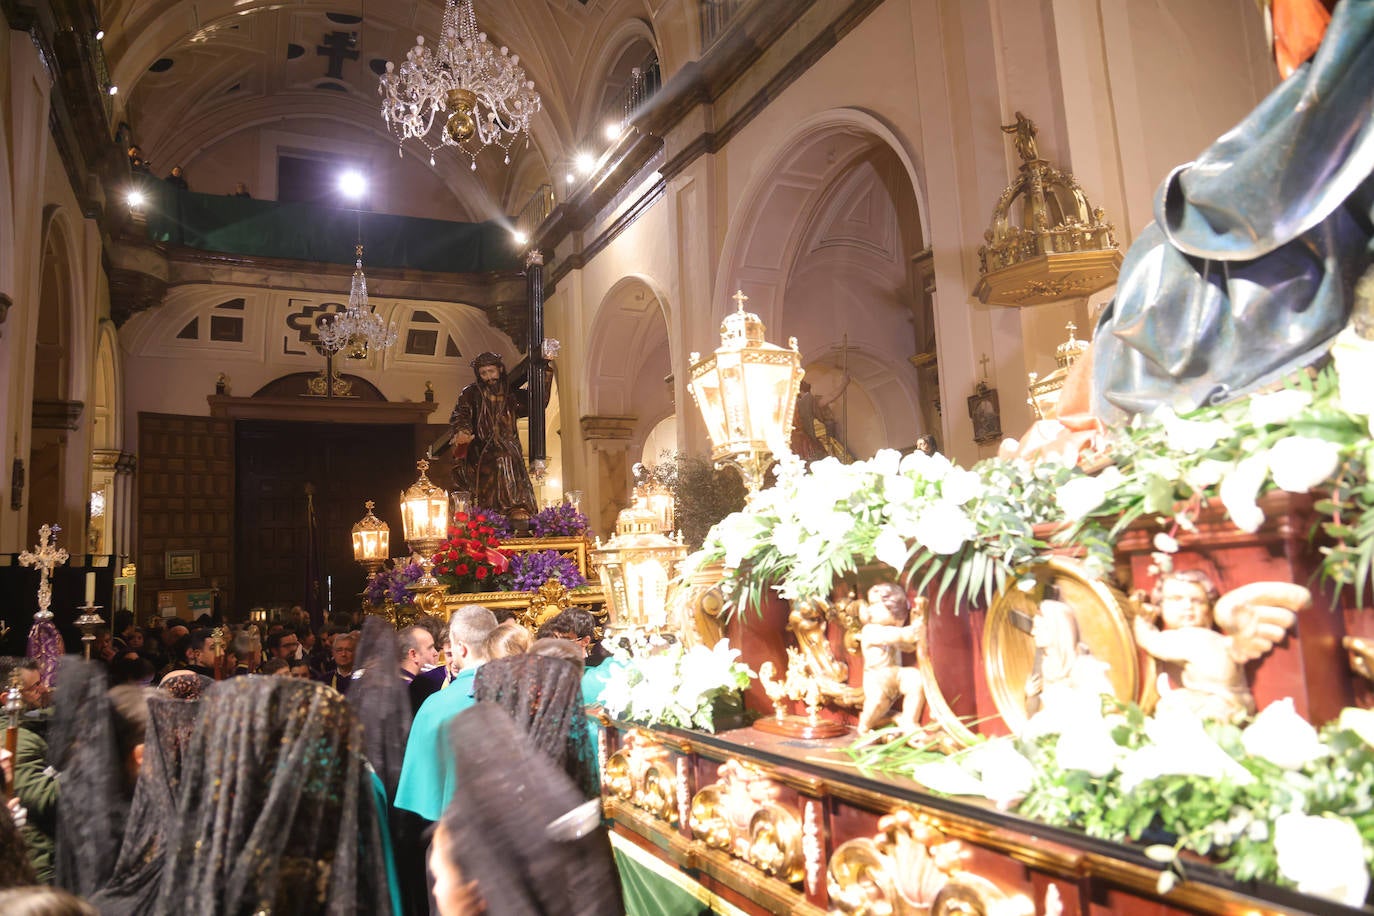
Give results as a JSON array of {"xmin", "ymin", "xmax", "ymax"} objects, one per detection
[
  {"xmin": 31, "ymin": 399, "xmax": 84, "ymax": 430},
  {"xmin": 580, "ymin": 415, "xmax": 637, "ymax": 441}
]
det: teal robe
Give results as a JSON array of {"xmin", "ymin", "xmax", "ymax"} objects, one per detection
[{"xmin": 393, "ymin": 666, "xmax": 479, "ymax": 821}]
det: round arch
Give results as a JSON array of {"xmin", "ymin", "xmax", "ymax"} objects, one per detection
[
  {"xmin": 576, "ymin": 17, "xmax": 659, "ymax": 140},
  {"xmin": 711, "ymin": 108, "xmax": 936, "ymax": 457}
]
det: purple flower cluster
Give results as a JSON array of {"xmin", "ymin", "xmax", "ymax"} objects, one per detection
[
  {"xmin": 530, "ymin": 503, "xmax": 590, "ymax": 538},
  {"xmin": 509, "ymin": 549, "xmax": 587, "ymax": 592},
  {"xmin": 364, "ymin": 560, "xmax": 423, "ymax": 606},
  {"xmin": 468, "ymin": 507, "xmax": 512, "ymax": 538}
]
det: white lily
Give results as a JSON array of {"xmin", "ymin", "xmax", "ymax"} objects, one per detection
[
  {"xmin": 1118, "ymin": 710, "xmax": 1254, "ymax": 793},
  {"xmin": 1248, "ymin": 389, "xmax": 1313, "ymax": 427}
]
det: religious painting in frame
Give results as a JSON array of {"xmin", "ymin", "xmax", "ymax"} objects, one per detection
[
  {"xmin": 981, "ymin": 556, "xmax": 1139, "ymax": 734},
  {"xmin": 165, "ymin": 548, "xmax": 200, "ymax": 580},
  {"xmin": 967, "ymin": 381, "xmax": 1002, "ymax": 444}
]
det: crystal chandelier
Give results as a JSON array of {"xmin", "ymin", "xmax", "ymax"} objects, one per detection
[
  {"xmin": 378, "ymin": 0, "xmax": 541, "ymax": 169},
  {"xmin": 317, "ymin": 245, "xmax": 399, "ymax": 358}
]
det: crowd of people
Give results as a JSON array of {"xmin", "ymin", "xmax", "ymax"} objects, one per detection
[{"xmin": 0, "ymin": 603, "xmax": 626, "ymax": 915}]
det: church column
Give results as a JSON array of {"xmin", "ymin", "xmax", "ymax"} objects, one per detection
[
  {"xmin": 579, "ymin": 415, "xmax": 636, "ymax": 540},
  {"xmin": 526, "ymin": 248, "xmax": 547, "ymax": 472}
]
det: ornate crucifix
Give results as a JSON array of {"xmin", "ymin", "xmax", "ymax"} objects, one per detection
[{"xmin": 18, "ymin": 523, "xmax": 68, "ymax": 620}]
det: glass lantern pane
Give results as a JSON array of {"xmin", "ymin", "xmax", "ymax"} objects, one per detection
[
  {"xmin": 742, "ymin": 357, "xmax": 794, "ymax": 449},
  {"xmin": 625, "ymin": 555, "xmax": 670, "ymax": 628},
  {"xmin": 691, "ymin": 362, "xmax": 729, "ymax": 449}
]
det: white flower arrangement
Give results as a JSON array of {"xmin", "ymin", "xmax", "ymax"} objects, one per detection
[
  {"xmin": 869, "ymin": 696, "xmax": 1374, "ymax": 906},
  {"xmin": 600, "ymin": 638, "xmax": 754, "ymax": 733}
]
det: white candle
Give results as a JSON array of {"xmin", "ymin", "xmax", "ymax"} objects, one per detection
[{"xmin": 85, "ymin": 571, "xmax": 96, "ymax": 606}]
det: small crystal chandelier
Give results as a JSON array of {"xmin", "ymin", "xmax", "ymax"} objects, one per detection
[
  {"xmin": 378, "ymin": 0, "xmax": 541, "ymax": 170},
  {"xmin": 316, "ymin": 245, "xmax": 399, "ymax": 359}
]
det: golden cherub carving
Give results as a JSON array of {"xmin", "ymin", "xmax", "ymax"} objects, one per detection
[
  {"xmin": 1130, "ymin": 571, "xmax": 1309, "ymax": 722},
  {"xmin": 857, "ymin": 582, "xmax": 928, "ymax": 734}
]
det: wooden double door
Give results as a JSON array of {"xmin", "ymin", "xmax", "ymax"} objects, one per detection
[{"xmin": 234, "ymin": 420, "xmax": 419, "ymax": 622}]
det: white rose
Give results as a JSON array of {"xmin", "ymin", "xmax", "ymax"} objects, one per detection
[
  {"xmin": 1118, "ymin": 710, "xmax": 1254, "ymax": 794},
  {"xmin": 1183, "ymin": 459, "xmax": 1232, "ymax": 490},
  {"xmin": 1057, "ymin": 475, "xmax": 1111, "ymax": 520},
  {"xmin": 911, "ymin": 500, "xmax": 976, "ymax": 555},
  {"xmin": 872, "ymin": 525, "xmax": 910, "ymax": 572},
  {"xmin": 941, "ymin": 468, "xmax": 983, "ymax": 506},
  {"xmin": 1247, "ymin": 389, "xmax": 1313, "ymax": 427},
  {"xmin": 968, "ymin": 740, "xmax": 1036, "ymax": 809},
  {"xmin": 1219, "ymin": 454, "xmax": 1268, "ymax": 533},
  {"xmin": 1274, "ymin": 813, "xmax": 1370, "ymax": 906},
  {"xmin": 1267, "ymin": 436, "xmax": 1341, "ymax": 494},
  {"xmin": 1241, "ymin": 698, "xmax": 1327, "ymax": 770},
  {"xmin": 1153, "ymin": 532, "xmax": 1179, "ymax": 554},
  {"xmin": 1156, "ymin": 406, "xmax": 1233, "ymax": 454},
  {"xmin": 869, "ymin": 448, "xmax": 902, "ymax": 477},
  {"xmin": 1339, "ymin": 707, "xmax": 1374, "ymax": 748},
  {"xmin": 1055, "ymin": 720, "xmax": 1124, "ymax": 778},
  {"xmin": 1331, "ymin": 326, "xmax": 1374, "ymax": 417}
]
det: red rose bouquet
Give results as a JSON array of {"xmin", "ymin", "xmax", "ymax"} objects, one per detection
[{"xmin": 432, "ymin": 508, "xmax": 514, "ymax": 593}]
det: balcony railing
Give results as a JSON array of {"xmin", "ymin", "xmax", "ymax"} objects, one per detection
[
  {"xmin": 514, "ymin": 184, "xmax": 556, "ymax": 240},
  {"xmin": 603, "ymin": 51, "xmax": 663, "ymax": 134},
  {"xmin": 133, "ymin": 182, "xmax": 523, "ymax": 274}
]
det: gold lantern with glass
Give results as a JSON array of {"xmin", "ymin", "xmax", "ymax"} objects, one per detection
[
  {"xmin": 399, "ymin": 459, "xmax": 450, "ymax": 589},
  {"xmin": 687, "ymin": 290, "xmax": 805, "ymax": 493},
  {"xmin": 594, "ymin": 496, "xmax": 688, "ymax": 637},
  {"xmin": 351, "ymin": 500, "xmax": 391, "ymax": 579}
]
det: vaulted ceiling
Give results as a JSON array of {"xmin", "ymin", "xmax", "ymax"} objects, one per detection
[{"xmin": 94, "ymin": 0, "xmax": 662, "ymax": 218}]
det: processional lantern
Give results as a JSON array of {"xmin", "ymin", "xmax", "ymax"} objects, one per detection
[
  {"xmin": 594, "ymin": 496, "xmax": 688, "ymax": 636},
  {"xmin": 399, "ymin": 459, "xmax": 449, "ymax": 588},
  {"xmin": 351, "ymin": 500, "xmax": 391, "ymax": 579},
  {"xmin": 687, "ymin": 289, "xmax": 805, "ymax": 493}
]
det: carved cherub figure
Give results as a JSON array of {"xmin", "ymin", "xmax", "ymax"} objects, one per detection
[
  {"xmin": 857, "ymin": 582, "xmax": 927, "ymax": 733},
  {"xmin": 1131, "ymin": 570, "xmax": 1309, "ymax": 723}
]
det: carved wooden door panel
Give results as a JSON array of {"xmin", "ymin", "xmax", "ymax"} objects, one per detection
[{"xmin": 235, "ymin": 420, "xmax": 414, "ymax": 621}]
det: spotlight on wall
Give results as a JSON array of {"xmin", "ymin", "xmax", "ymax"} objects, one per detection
[
  {"xmin": 512, "ymin": 229, "xmax": 529, "ymax": 246},
  {"xmin": 338, "ymin": 170, "xmax": 367, "ymax": 199},
  {"xmin": 603, "ymin": 121, "xmax": 622, "ymax": 142},
  {"xmin": 126, "ymin": 190, "xmax": 145, "ymax": 208},
  {"xmin": 564, "ymin": 172, "xmax": 575, "ymax": 187},
  {"xmin": 574, "ymin": 152, "xmax": 596, "ymax": 176}
]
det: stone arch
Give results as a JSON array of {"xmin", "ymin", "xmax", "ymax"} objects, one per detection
[
  {"xmin": 712, "ymin": 109, "xmax": 936, "ymax": 457},
  {"xmin": 582, "ymin": 273, "xmax": 674, "ymax": 533},
  {"xmin": 577, "ymin": 17, "xmax": 659, "ymax": 140},
  {"xmin": 28, "ymin": 206, "xmax": 87, "ymax": 537},
  {"xmin": 88, "ymin": 321, "xmax": 127, "ymax": 556}
]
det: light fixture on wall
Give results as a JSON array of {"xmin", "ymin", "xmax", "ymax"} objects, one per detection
[
  {"xmin": 351, "ymin": 500, "xmax": 391, "ymax": 580},
  {"xmin": 378, "ymin": 0, "xmax": 541, "ymax": 170},
  {"xmin": 687, "ymin": 289, "xmax": 805, "ymax": 493}
]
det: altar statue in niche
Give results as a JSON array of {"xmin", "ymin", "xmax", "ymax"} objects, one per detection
[
  {"xmin": 1130, "ymin": 570, "xmax": 1310, "ymax": 723},
  {"xmin": 1024, "ymin": 591, "xmax": 1114, "ymax": 718},
  {"xmin": 857, "ymin": 582, "xmax": 927, "ymax": 734}
]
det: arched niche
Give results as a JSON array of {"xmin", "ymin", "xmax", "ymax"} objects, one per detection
[
  {"xmin": 28, "ymin": 210, "xmax": 84, "ymax": 539},
  {"xmin": 583, "ymin": 275, "xmax": 674, "ymax": 534},
  {"xmin": 713, "ymin": 110, "xmax": 936, "ymax": 459}
]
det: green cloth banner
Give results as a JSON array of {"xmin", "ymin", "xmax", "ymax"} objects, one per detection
[
  {"xmin": 139, "ymin": 181, "xmax": 522, "ymax": 274},
  {"xmin": 611, "ymin": 832, "xmax": 745, "ymax": 916}
]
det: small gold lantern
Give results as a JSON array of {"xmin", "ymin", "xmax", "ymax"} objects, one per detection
[
  {"xmin": 400, "ymin": 459, "xmax": 450, "ymax": 588},
  {"xmin": 687, "ymin": 289, "xmax": 805, "ymax": 493},
  {"xmin": 594, "ymin": 496, "xmax": 688, "ymax": 635},
  {"xmin": 351, "ymin": 500, "xmax": 391, "ymax": 579}
]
